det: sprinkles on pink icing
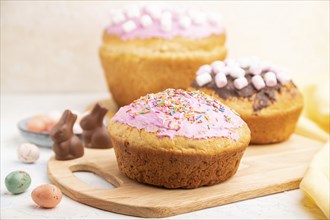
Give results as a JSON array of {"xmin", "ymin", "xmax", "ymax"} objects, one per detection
[
  {"xmin": 112, "ymin": 89, "xmax": 245, "ymax": 140},
  {"xmin": 106, "ymin": 4, "xmax": 225, "ymax": 41},
  {"xmin": 195, "ymin": 57, "xmax": 291, "ymax": 90}
]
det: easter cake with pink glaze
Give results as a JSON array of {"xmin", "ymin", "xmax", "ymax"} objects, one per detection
[
  {"xmin": 109, "ymin": 89, "xmax": 250, "ymax": 189},
  {"xmin": 190, "ymin": 57, "xmax": 304, "ymax": 144},
  {"xmin": 99, "ymin": 4, "xmax": 227, "ymax": 106}
]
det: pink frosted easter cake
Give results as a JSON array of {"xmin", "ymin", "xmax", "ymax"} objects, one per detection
[
  {"xmin": 99, "ymin": 4, "xmax": 227, "ymax": 106},
  {"xmin": 109, "ymin": 89, "xmax": 250, "ymax": 188}
]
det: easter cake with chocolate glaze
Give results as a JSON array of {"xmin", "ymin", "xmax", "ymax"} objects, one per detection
[
  {"xmin": 100, "ymin": 4, "xmax": 227, "ymax": 106},
  {"xmin": 191, "ymin": 57, "xmax": 304, "ymax": 144},
  {"xmin": 109, "ymin": 89, "xmax": 250, "ymax": 189}
]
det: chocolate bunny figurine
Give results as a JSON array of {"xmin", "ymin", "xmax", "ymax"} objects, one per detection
[
  {"xmin": 80, "ymin": 103, "xmax": 112, "ymax": 149},
  {"xmin": 50, "ymin": 110, "xmax": 84, "ymax": 160}
]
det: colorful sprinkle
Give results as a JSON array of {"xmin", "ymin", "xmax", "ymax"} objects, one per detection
[{"xmin": 112, "ymin": 89, "xmax": 245, "ymax": 140}]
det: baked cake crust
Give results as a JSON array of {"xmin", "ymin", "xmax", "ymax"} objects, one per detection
[
  {"xmin": 100, "ymin": 34, "xmax": 227, "ymax": 106},
  {"xmin": 109, "ymin": 89, "xmax": 250, "ymax": 188}
]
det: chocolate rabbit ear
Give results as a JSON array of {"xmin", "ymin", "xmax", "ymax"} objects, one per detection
[
  {"xmin": 100, "ymin": 106, "xmax": 108, "ymax": 116},
  {"xmin": 67, "ymin": 112, "xmax": 77, "ymax": 127},
  {"xmin": 58, "ymin": 110, "xmax": 70, "ymax": 125},
  {"xmin": 91, "ymin": 103, "xmax": 101, "ymax": 114},
  {"xmin": 97, "ymin": 107, "xmax": 108, "ymax": 124}
]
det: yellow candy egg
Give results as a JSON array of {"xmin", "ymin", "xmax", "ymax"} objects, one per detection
[{"xmin": 31, "ymin": 184, "xmax": 62, "ymax": 208}]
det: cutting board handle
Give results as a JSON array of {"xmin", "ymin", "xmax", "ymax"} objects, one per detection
[{"xmin": 47, "ymin": 149, "xmax": 130, "ymax": 201}]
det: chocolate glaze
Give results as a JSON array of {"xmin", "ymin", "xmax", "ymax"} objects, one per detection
[
  {"xmin": 80, "ymin": 103, "xmax": 113, "ymax": 149},
  {"xmin": 192, "ymin": 72, "xmax": 295, "ymax": 111},
  {"xmin": 50, "ymin": 110, "xmax": 84, "ymax": 161}
]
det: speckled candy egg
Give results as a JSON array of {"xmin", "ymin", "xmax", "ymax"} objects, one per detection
[
  {"xmin": 5, "ymin": 171, "xmax": 31, "ymax": 194},
  {"xmin": 31, "ymin": 184, "xmax": 62, "ymax": 208},
  {"xmin": 17, "ymin": 143, "xmax": 40, "ymax": 163}
]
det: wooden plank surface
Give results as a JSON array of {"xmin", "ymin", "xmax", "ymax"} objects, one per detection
[{"xmin": 47, "ymin": 134, "xmax": 324, "ymax": 218}]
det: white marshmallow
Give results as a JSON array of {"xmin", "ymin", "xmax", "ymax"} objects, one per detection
[
  {"xmin": 112, "ymin": 12, "xmax": 126, "ymax": 25},
  {"xmin": 125, "ymin": 5, "xmax": 141, "ymax": 18},
  {"xmin": 208, "ymin": 13, "xmax": 223, "ymax": 25},
  {"xmin": 215, "ymin": 73, "xmax": 227, "ymax": 88},
  {"xmin": 188, "ymin": 9, "xmax": 207, "ymax": 25},
  {"xmin": 196, "ymin": 73, "xmax": 212, "ymax": 87},
  {"xmin": 141, "ymin": 15, "xmax": 153, "ymax": 27},
  {"xmin": 233, "ymin": 77, "xmax": 248, "ymax": 90},
  {"xmin": 276, "ymin": 72, "xmax": 291, "ymax": 85},
  {"xmin": 229, "ymin": 66, "xmax": 245, "ymax": 78},
  {"xmin": 238, "ymin": 58, "xmax": 251, "ymax": 69},
  {"xmin": 161, "ymin": 11, "xmax": 172, "ymax": 32},
  {"xmin": 161, "ymin": 11, "xmax": 172, "ymax": 21},
  {"xmin": 225, "ymin": 59, "xmax": 240, "ymax": 67},
  {"xmin": 196, "ymin": 64, "xmax": 212, "ymax": 75},
  {"xmin": 122, "ymin": 20, "xmax": 137, "ymax": 33},
  {"xmin": 221, "ymin": 66, "xmax": 232, "ymax": 76},
  {"xmin": 179, "ymin": 16, "xmax": 192, "ymax": 29},
  {"xmin": 211, "ymin": 61, "xmax": 225, "ymax": 73},
  {"xmin": 251, "ymin": 75, "xmax": 266, "ymax": 90},
  {"xmin": 161, "ymin": 20, "xmax": 172, "ymax": 32},
  {"xmin": 264, "ymin": 71, "xmax": 277, "ymax": 87},
  {"xmin": 249, "ymin": 63, "xmax": 263, "ymax": 75},
  {"xmin": 144, "ymin": 5, "xmax": 162, "ymax": 19}
]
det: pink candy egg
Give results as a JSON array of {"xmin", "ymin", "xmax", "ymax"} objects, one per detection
[{"xmin": 27, "ymin": 115, "xmax": 58, "ymax": 133}]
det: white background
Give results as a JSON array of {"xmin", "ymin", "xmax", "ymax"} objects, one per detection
[{"xmin": 1, "ymin": 1, "xmax": 329, "ymax": 93}]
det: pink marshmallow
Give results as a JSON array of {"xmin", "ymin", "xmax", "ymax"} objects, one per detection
[
  {"xmin": 233, "ymin": 77, "xmax": 248, "ymax": 90},
  {"xmin": 251, "ymin": 75, "xmax": 266, "ymax": 90},
  {"xmin": 264, "ymin": 71, "xmax": 277, "ymax": 87},
  {"xmin": 215, "ymin": 73, "xmax": 227, "ymax": 88}
]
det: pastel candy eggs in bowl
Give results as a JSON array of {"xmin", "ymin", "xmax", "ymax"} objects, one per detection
[{"xmin": 17, "ymin": 111, "xmax": 83, "ymax": 148}]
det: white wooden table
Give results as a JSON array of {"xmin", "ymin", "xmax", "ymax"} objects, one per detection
[{"xmin": 0, "ymin": 93, "xmax": 326, "ymax": 219}]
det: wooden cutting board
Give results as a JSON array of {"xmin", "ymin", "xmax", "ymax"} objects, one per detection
[{"xmin": 48, "ymin": 134, "xmax": 324, "ymax": 218}]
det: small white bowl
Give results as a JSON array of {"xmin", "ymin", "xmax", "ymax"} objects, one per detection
[{"xmin": 17, "ymin": 118, "xmax": 82, "ymax": 148}]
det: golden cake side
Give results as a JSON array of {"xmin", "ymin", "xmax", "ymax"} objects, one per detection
[
  {"xmin": 109, "ymin": 89, "xmax": 250, "ymax": 189},
  {"xmin": 100, "ymin": 34, "xmax": 227, "ymax": 106}
]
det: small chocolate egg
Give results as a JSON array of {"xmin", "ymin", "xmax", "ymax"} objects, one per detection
[
  {"xmin": 5, "ymin": 171, "xmax": 31, "ymax": 194},
  {"xmin": 31, "ymin": 184, "xmax": 62, "ymax": 208},
  {"xmin": 17, "ymin": 143, "xmax": 40, "ymax": 163}
]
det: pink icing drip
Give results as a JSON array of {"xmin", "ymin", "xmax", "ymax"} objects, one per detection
[
  {"xmin": 112, "ymin": 89, "xmax": 245, "ymax": 140},
  {"xmin": 106, "ymin": 8, "xmax": 225, "ymax": 41}
]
